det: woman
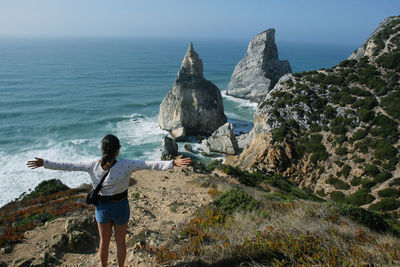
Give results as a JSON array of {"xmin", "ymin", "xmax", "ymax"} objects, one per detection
[{"xmin": 27, "ymin": 134, "xmax": 191, "ymax": 267}]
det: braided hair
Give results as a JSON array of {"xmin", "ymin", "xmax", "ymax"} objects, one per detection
[{"xmin": 101, "ymin": 134, "xmax": 121, "ymax": 168}]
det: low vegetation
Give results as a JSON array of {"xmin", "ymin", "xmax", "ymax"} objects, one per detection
[{"xmin": 0, "ymin": 179, "xmax": 90, "ymax": 248}]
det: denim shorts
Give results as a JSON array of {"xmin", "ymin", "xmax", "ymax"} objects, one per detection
[{"xmin": 95, "ymin": 198, "xmax": 130, "ymax": 225}]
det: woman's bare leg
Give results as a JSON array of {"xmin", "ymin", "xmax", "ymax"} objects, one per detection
[
  {"xmin": 114, "ymin": 222, "xmax": 128, "ymax": 267},
  {"xmin": 97, "ymin": 222, "xmax": 113, "ymax": 267}
]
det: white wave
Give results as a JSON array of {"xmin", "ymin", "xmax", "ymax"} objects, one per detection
[
  {"xmin": 0, "ymin": 142, "xmax": 97, "ymax": 208},
  {"xmin": 221, "ymin": 90, "xmax": 258, "ymax": 109},
  {"xmin": 113, "ymin": 113, "xmax": 168, "ymax": 147}
]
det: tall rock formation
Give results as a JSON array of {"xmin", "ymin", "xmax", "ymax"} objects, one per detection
[
  {"xmin": 158, "ymin": 43, "xmax": 227, "ymax": 140},
  {"xmin": 226, "ymin": 29, "xmax": 291, "ymax": 103},
  {"xmin": 229, "ymin": 16, "xmax": 400, "ymax": 212}
]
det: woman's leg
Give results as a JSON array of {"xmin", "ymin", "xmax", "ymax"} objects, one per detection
[
  {"xmin": 114, "ymin": 222, "xmax": 128, "ymax": 267},
  {"xmin": 97, "ymin": 222, "xmax": 113, "ymax": 267}
]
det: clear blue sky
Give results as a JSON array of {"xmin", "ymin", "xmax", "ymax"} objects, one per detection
[{"xmin": 0, "ymin": 0, "xmax": 399, "ymax": 45}]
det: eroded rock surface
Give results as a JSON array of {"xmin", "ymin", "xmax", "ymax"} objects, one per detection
[
  {"xmin": 158, "ymin": 43, "xmax": 227, "ymax": 140},
  {"xmin": 226, "ymin": 29, "xmax": 291, "ymax": 103}
]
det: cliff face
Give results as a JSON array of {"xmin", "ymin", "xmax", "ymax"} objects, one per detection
[
  {"xmin": 226, "ymin": 29, "xmax": 292, "ymax": 103},
  {"xmin": 231, "ymin": 16, "xmax": 400, "ymax": 212},
  {"xmin": 158, "ymin": 43, "xmax": 227, "ymax": 140}
]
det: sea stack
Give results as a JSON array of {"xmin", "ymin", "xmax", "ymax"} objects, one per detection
[
  {"xmin": 226, "ymin": 29, "xmax": 292, "ymax": 103},
  {"xmin": 158, "ymin": 43, "xmax": 227, "ymax": 140}
]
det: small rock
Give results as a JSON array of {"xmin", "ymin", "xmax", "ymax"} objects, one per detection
[
  {"xmin": 0, "ymin": 244, "xmax": 12, "ymax": 254},
  {"xmin": 161, "ymin": 135, "xmax": 178, "ymax": 160},
  {"xmin": 184, "ymin": 144, "xmax": 193, "ymax": 152}
]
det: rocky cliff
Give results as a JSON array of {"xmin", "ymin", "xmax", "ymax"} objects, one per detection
[
  {"xmin": 230, "ymin": 16, "xmax": 400, "ymax": 213},
  {"xmin": 226, "ymin": 29, "xmax": 292, "ymax": 103},
  {"xmin": 158, "ymin": 43, "xmax": 227, "ymax": 140}
]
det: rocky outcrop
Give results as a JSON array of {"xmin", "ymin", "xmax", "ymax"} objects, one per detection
[
  {"xmin": 230, "ymin": 16, "xmax": 400, "ymax": 208},
  {"xmin": 226, "ymin": 29, "xmax": 291, "ymax": 103},
  {"xmin": 201, "ymin": 123, "xmax": 239, "ymax": 155},
  {"xmin": 158, "ymin": 43, "xmax": 227, "ymax": 140},
  {"xmin": 348, "ymin": 16, "xmax": 400, "ymax": 60},
  {"xmin": 161, "ymin": 136, "xmax": 178, "ymax": 160}
]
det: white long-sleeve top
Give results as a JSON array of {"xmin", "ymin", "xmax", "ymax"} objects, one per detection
[{"xmin": 43, "ymin": 158, "xmax": 174, "ymax": 196}]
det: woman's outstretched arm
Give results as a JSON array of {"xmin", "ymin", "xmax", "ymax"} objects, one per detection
[
  {"xmin": 27, "ymin": 157, "xmax": 94, "ymax": 172},
  {"xmin": 125, "ymin": 154, "xmax": 192, "ymax": 172}
]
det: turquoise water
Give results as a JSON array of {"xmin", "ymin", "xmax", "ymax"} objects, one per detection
[{"xmin": 0, "ymin": 37, "xmax": 356, "ymax": 207}]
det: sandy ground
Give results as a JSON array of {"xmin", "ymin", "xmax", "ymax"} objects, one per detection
[{"xmin": 2, "ymin": 167, "xmax": 214, "ymax": 266}]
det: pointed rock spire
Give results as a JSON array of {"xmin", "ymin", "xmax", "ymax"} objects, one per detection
[
  {"xmin": 178, "ymin": 42, "xmax": 203, "ymax": 80},
  {"xmin": 158, "ymin": 42, "xmax": 227, "ymax": 140}
]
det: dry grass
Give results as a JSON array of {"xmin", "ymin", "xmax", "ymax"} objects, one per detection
[{"xmin": 143, "ymin": 194, "xmax": 400, "ymax": 266}]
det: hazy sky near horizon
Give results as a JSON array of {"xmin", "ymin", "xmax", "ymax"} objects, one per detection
[{"xmin": 0, "ymin": 0, "xmax": 399, "ymax": 45}]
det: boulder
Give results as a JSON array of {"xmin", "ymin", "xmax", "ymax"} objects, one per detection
[
  {"xmin": 201, "ymin": 123, "xmax": 239, "ymax": 155},
  {"xmin": 158, "ymin": 43, "xmax": 227, "ymax": 140},
  {"xmin": 161, "ymin": 136, "xmax": 178, "ymax": 160},
  {"xmin": 226, "ymin": 29, "xmax": 291, "ymax": 103},
  {"xmin": 184, "ymin": 144, "xmax": 193, "ymax": 152}
]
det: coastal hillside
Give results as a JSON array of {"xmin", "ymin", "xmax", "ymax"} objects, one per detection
[
  {"xmin": 1, "ymin": 166, "xmax": 400, "ymax": 266},
  {"xmin": 230, "ymin": 15, "xmax": 400, "ymax": 214}
]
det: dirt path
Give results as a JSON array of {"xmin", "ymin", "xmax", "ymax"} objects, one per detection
[{"xmin": 56, "ymin": 167, "xmax": 213, "ymax": 266}]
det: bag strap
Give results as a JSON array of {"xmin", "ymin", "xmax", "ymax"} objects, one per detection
[{"xmin": 93, "ymin": 160, "xmax": 117, "ymax": 195}]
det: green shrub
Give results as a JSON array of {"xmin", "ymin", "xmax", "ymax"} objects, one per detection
[
  {"xmin": 376, "ymin": 52, "xmax": 400, "ymax": 71},
  {"xmin": 349, "ymin": 87, "xmax": 372, "ymax": 96},
  {"xmin": 316, "ymin": 189, "xmax": 326, "ymax": 197},
  {"xmin": 339, "ymin": 59, "xmax": 357, "ymax": 68},
  {"xmin": 382, "ymin": 158, "xmax": 398, "ymax": 171},
  {"xmin": 351, "ymin": 176, "xmax": 362, "ymax": 186},
  {"xmin": 265, "ymin": 192, "xmax": 293, "ymax": 202},
  {"xmin": 323, "ymin": 106, "xmax": 336, "ymax": 119},
  {"xmin": 334, "ymin": 160, "xmax": 344, "ymax": 167},
  {"xmin": 335, "ymin": 135, "xmax": 347, "ymax": 145},
  {"xmin": 364, "ymin": 164, "xmax": 380, "ymax": 177},
  {"xmin": 373, "ymin": 160, "xmax": 382, "ymax": 165},
  {"xmin": 337, "ymin": 204, "xmax": 389, "ymax": 233},
  {"xmin": 304, "ymin": 134, "xmax": 330, "ymax": 163},
  {"xmin": 347, "ymin": 73, "xmax": 359, "ymax": 83},
  {"xmin": 335, "ymin": 147, "xmax": 348, "ymax": 156},
  {"xmin": 360, "ymin": 179, "xmax": 377, "ymax": 190},
  {"xmin": 347, "ymin": 189, "xmax": 375, "ymax": 206},
  {"xmin": 206, "ymin": 160, "xmax": 223, "ymax": 172},
  {"xmin": 389, "ymin": 178, "xmax": 400, "ymax": 186},
  {"xmin": 374, "ymin": 139, "xmax": 398, "ymax": 161},
  {"xmin": 369, "ymin": 198, "xmax": 400, "ymax": 211},
  {"xmin": 271, "ymin": 123, "xmax": 289, "ymax": 143},
  {"xmin": 325, "ymin": 177, "xmax": 351, "ymax": 190},
  {"xmin": 373, "ymin": 114, "xmax": 398, "ymax": 141},
  {"xmin": 352, "ymin": 157, "xmax": 365, "ymax": 163},
  {"xmin": 340, "ymin": 92, "xmax": 357, "ymax": 105},
  {"xmin": 381, "ymin": 91, "xmax": 400, "ymax": 120},
  {"xmin": 352, "ymin": 129, "xmax": 368, "ymax": 142},
  {"xmin": 24, "ymin": 179, "xmax": 69, "ymax": 200},
  {"xmin": 351, "ymin": 96, "xmax": 378, "ymax": 110},
  {"xmin": 374, "ymin": 171, "xmax": 393, "ymax": 183},
  {"xmin": 357, "ymin": 108, "xmax": 375, "ymax": 122},
  {"xmin": 213, "ymin": 188, "xmax": 260, "ymax": 215},
  {"xmin": 378, "ymin": 188, "xmax": 400, "ymax": 198},
  {"xmin": 341, "ymin": 165, "xmax": 352, "ymax": 179},
  {"xmin": 330, "ymin": 191, "xmax": 346, "ymax": 203},
  {"xmin": 354, "ymin": 140, "xmax": 369, "ymax": 153}
]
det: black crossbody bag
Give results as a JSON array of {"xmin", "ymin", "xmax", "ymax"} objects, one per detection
[{"xmin": 86, "ymin": 160, "xmax": 117, "ymax": 206}]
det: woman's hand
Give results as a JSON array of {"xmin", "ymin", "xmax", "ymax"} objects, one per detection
[
  {"xmin": 173, "ymin": 154, "xmax": 191, "ymax": 167},
  {"xmin": 27, "ymin": 157, "xmax": 44, "ymax": 169}
]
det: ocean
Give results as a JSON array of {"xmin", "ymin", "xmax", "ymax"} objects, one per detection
[{"xmin": 0, "ymin": 37, "xmax": 356, "ymax": 207}]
